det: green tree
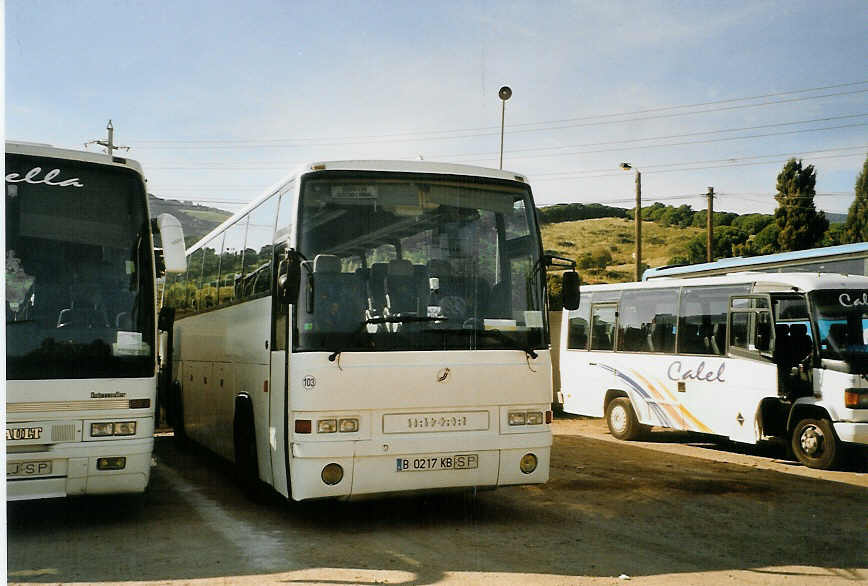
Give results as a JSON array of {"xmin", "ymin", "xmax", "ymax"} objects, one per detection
[
  {"xmin": 773, "ymin": 159, "xmax": 828, "ymax": 251},
  {"xmin": 842, "ymin": 155, "xmax": 868, "ymax": 242}
]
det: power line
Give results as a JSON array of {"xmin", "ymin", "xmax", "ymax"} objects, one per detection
[{"xmin": 131, "ymin": 82, "xmax": 868, "ymax": 148}]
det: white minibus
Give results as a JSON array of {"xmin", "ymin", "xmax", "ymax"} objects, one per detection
[{"xmin": 560, "ymin": 273, "xmax": 868, "ymax": 469}]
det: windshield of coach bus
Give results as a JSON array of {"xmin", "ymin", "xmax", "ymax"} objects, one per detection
[
  {"xmin": 5, "ymin": 153, "xmax": 155, "ymax": 379},
  {"xmin": 810, "ymin": 290, "xmax": 868, "ymax": 366},
  {"xmin": 294, "ymin": 172, "xmax": 546, "ymax": 353}
]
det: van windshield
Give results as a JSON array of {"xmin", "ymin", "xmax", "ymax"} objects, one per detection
[{"xmin": 810, "ymin": 290, "xmax": 868, "ymax": 366}]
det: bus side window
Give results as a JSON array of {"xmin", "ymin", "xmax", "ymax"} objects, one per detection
[
  {"xmin": 590, "ymin": 304, "xmax": 616, "ymax": 351},
  {"xmin": 567, "ymin": 294, "xmax": 591, "ymax": 350},
  {"xmin": 240, "ymin": 196, "xmax": 278, "ymax": 301}
]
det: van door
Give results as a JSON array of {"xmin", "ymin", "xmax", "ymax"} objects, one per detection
[{"xmin": 721, "ymin": 295, "xmax": 777, "ymax": 443}]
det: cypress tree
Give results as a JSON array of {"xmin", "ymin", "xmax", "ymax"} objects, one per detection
[
  {"xmin": 842, "ymin": 154, "xmax": 868, "ymax": 243},
  {"xmin": 774, "ymin": 159, "xmax": 828, "ymax": 251}
]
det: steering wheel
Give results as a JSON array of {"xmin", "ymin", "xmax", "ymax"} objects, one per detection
[{"xmin": 439, "ymin": 296, "xmax": 467, "ymax": 321}]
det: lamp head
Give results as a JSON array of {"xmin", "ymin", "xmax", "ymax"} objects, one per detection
[
  {"xmin": 620, "ymin": 162, "xmax": 632, "ymax": 171},
  {"xmin": 499, "ymin": 86, "xmax": 512, "ymax": 101}
]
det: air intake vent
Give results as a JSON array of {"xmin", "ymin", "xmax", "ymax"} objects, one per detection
[{"xmin": 51, "ymin": 423, "xmax": 78, "ymax": 442}]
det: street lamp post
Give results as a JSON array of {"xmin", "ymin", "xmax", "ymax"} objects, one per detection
[
  {"xmin": 498, "ymin": 86, "xmax": 512, "ymax": 169},
  {"xmin": 621, "ymin": 163, "xmax": 642, "ymax": 281}
]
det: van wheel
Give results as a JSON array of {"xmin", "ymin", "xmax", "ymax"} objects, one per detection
[
  {"xmin": 791, "ymin": 418, "xmax": 841, "ymax": 470},
  {"xmin": 606, "ymin": 397, "xmax": 642, "ymax": 440}
]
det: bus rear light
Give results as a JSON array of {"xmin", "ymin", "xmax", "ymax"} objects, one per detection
[
  {"xmin": 519, "ymin": 453, "xmax": 538, "ymax": 474},
  {"xmin": 845, "ymin": 388, "xmax": 868, "ymax": 409},
  {"xmin": 317, "ymin": 419, "xmax": 337, "ymax": 433},
  {"xmin": 295, "ymin": 419, "xmax": 312, "ymax": 434},
  {"xmin": 91, "ymin": 422, "xmax": 136, "ymax": 437},
  {"xmin": 339, "ymin": 418, "xmax": 359, "ymax": 433},
  {"xmin": 129, "ymin": 399, "xmax": 150, "ymax": 409},
  {"xmin": 526, "ymin": 411, "xmax": 544, "ymax": 425},
  {"xmin": 508, "ymin": 411, "xmax": 526, "ymax": 426},
  {"xmin": 97, "ymin": 457, "xmax": 126, "ymax": 471},
  {"xmin": 321, "ymin": 463, "xmax": 343, "ymax": 485}
]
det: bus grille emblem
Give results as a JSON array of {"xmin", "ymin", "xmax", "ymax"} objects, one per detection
[
  {"xmin": 6, "ymin": 427, "xmax": 43, "ymax": 441},
  {"xmin": 437, "ymin": 368, "xmax": 451, "ymax": 383}
]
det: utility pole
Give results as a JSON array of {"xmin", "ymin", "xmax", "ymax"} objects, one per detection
[
  {"xmin": 635, "ymin": 171, "xmax": 642, "ymax": 280},
  {"xmin": 85, "ymin": 120, "xmax": 130, "ymax": 157},
  {"xmin": 620, "ymin": 163, "xmax": 642, "ymax": 280},
  {"xmin": 706, "ymin": 186, "xmax": 714, "ymax": 262}
]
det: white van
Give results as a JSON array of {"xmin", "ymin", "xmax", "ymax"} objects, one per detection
[{"xmin": 559, "ymin": 272, "xmax": 868, "ymax": 469}]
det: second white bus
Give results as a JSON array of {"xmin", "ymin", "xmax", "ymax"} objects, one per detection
[
  {"xmin": 163, "ymin": 160, "xmax": 579, "ymax": 500},
  {"xmin": 560, "ymin": 272, "xmax": 868, "ymax": 469}
]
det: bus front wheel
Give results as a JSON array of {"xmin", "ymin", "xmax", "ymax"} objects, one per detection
[
  {"xmin": 791, "ymin": 418, "xmax": 841, "ymax": 470},
  {"xmin": 606, "ymin": 397, "xmax": 643, "ymax": 441}
]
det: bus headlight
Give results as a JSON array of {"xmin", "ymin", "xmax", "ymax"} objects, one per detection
[
  {"xmin": 508, "ymin": 411, "xmax": 526, "ymax": 426},
  {"xmin": 321, "ymin": 463, "xmax": 344, "ymax": 485},
  {"xmin": 519, "ymin": 453, "xmax": 538, "ymax": 474},
  {"xmin": 339, "ymin": 418, "xmax": 359, "ymax": 433},
  {"xmin": 525, "ymin": 411, "xmax": 544, "ymax": 425},
  {"xmin": 91, "ymin": 422, "xmax": 136, "ymax": 437},
  {"xmin": 317, "ymin": 419, "xmax": 337, "ymax": 433},
  {"xmin": 97, "ymin": 457, "xmax": 127, "ymax": 470}
]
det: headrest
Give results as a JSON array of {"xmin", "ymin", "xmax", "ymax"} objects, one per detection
[
  {"xmin": 775, "ymin": 324, "xmax": 790, "ymax": 336},
  {"xmin": 789, "ymin": 323, "xmax": 808, "ymax": 337},
  {"xmin": 313, "ymin": 254, "xmax": 341, "ymax": 273},
  {"xmin": 427, "ymin": 259, "xmax": 451, "ymax": 276},
  {"xmin": 371, "ymin": 262, "xmax": 388, "ymax": 280},
  {"xmin": 387, "ymin": 259, "xmax": 413, "ymax": 276}
]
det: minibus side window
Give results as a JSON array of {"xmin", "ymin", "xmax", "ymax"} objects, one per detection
[
  {"xmin": 590, "ymin": 303, "xmax": 617, "ymax": 351},
  {"xmin": 677, "ymin": 285, "xmax": 750, "ymax": 356},
  {"xmin": 567, "ymin": 294, "xmax": 591, "ymax": 350}
]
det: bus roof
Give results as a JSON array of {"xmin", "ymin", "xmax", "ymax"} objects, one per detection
[
  {"xmin": 642, "ymin": 242, "xmax": 868, "ymax": 280},
  {"xmin": 187, "ymin": 159, "xmax": 532, "ymax": 254},
  {"xmin": 5, "ymin": 140, "xmax": 145, "ymax": 175},
  {"xmin": 581, "ymin": 271, "xmax": 868, "ymax": 294}
]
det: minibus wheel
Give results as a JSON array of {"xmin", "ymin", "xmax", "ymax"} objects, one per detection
[
  {"xmin": 791, "ymin": 417, "xmax": 841, "ymax": 470},
  {"xmin": 606, "ymin": 397, "xmax": 642, "ymax": 440}
]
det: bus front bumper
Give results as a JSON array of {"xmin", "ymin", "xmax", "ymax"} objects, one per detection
[
  {"xmin": 833, "ymin": 421, "xmax": 868, "ymax": 445},
  {"xmin": 289, "ymin": 437, "xmax": 551, "ymax": 501},
  {"xmin": 6, "ymin": 437, "xmax": 153, "ymax": 501}
]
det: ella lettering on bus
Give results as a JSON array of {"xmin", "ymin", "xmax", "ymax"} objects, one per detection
[{"xmin": 5, "ymin": 167, "xmax": 84, "ymax": 188}]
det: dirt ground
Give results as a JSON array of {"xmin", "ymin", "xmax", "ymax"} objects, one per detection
[{"xmin": 6, "ymin": 416, "xmax": 868, "ymax": 585}]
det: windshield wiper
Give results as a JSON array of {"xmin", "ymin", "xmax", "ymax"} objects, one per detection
[
  {"xmin": 328, "ymin": 315, "xmax": 449, "ymax": 362},
  {"xmin": 437, "ymin": 327, "xmax": 539, "ymax": 359}
]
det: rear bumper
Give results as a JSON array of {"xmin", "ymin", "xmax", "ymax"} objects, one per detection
[
  {"xmin": 6, "ymin": 438, "xmax": 153, "ymax": 501},
  {"xmin": 833, "ymin": 421, "xmax": 868, "ymax": 445}
]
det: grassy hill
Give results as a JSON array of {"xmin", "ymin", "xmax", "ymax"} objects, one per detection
[
  {"xmin": 541, "ymin": 217, "xmax": 703, "ymax": 283},
  {"xmin": 148, "ymin": 194, "xmax": 233, "ymax": 246}
]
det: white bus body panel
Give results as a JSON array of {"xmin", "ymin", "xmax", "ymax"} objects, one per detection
[
  {"xmin": 287, "ymin": 350, "xmax": 552, "ymax": 501},
  {"xmin": 6, "ymin": 377, "xmax": 156, "ymax": 500}
]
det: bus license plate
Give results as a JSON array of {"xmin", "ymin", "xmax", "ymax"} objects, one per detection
[
  {"xmin": 7, "ymin": 460, "xmax": 52, "ymax": 478},
  {"xmin": 396, "ymin": 454, "xmax": 478, "ymax": 472}
]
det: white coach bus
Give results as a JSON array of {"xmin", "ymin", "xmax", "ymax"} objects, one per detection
[
  {"xmin": 162, "ymin": 160, "xmax": 579, "ymax": 501},
  {"xmin": 560, "ymin": 273, "xmax": 868, "ymax": 469},
  {"xmin": 5, "ymin": 141, "xmax": 186, "ymax": 500}
]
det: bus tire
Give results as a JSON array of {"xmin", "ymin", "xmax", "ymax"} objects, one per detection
[
  {"xmin": 606, "ymin": 397, "xmax": 643, "ymax": 441},
  {"xmin": 233, "ymin": 397, "xmax": 261, "ymax": 499},
  {"xmin": 791, "ymin": 417, "xmax": 841, "ymax": 470},
  {"xmin": 169, "ymin": 382, "xmax": 187, "ymax": 448}
]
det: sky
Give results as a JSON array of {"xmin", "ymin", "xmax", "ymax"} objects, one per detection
[{"xmin": 5, "ymin": 0, "xmax": 868, "ymax": 216}]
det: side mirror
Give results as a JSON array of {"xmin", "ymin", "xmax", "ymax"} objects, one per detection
[
  {"xmin": 155, "ymin": 214, "xmax": 187, "ymax": 273},
  {"xmin": 562, "ymin": 270, "xmax": 581, "ymax": 310},
  {"xmin": 277, "ymin": 250, "xmax": 302, "ymax": 305}
]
